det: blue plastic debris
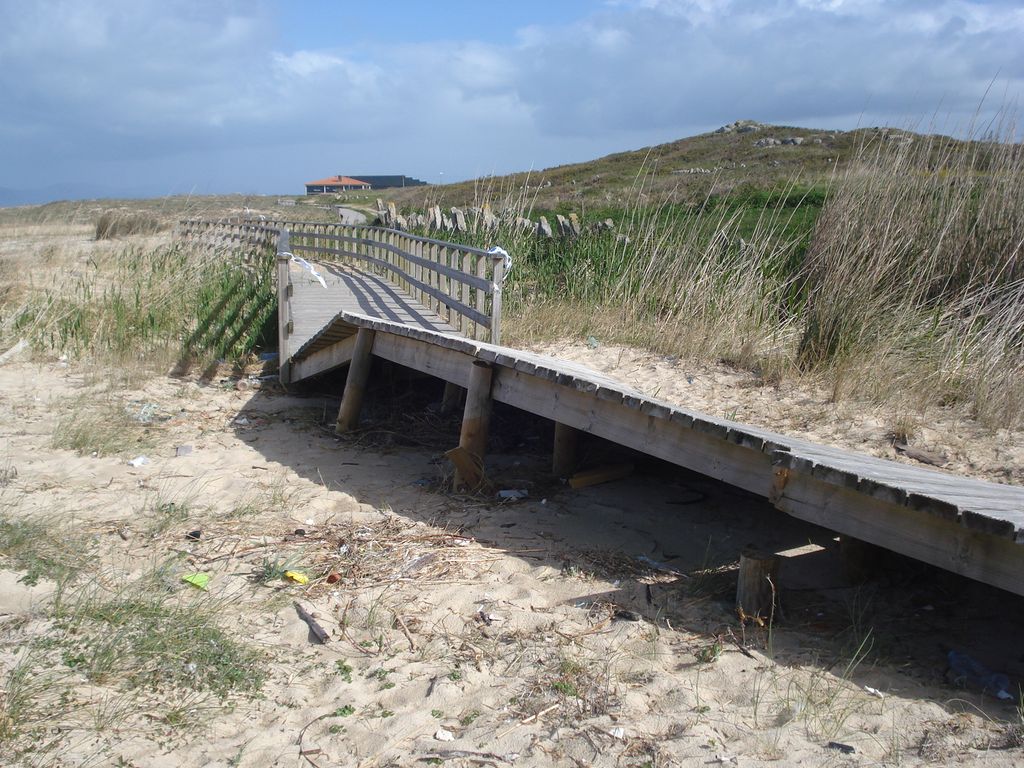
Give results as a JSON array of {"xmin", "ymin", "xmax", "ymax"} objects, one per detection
[{"xmin": 947, "ymin": 650, "xmax": 1014, "ymax": 700}]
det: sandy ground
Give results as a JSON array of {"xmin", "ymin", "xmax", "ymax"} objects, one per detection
[
  {"xmin": 1, "ymin": 215, "xmax": 1023, "ymax": 766},
  {"xmin": 1, "ymin": 354, "xmax": 1023, "ymax": 767}
]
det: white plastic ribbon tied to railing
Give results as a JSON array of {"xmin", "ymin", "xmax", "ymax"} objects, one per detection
[{"xmin": 281, "ymin": 252, "xmax": 327, "ymax": 288}]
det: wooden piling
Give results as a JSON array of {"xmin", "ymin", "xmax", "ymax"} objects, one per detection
[
  {"xmin": 441, "ymin": 381, "xmax": 463, "ymax": 415},
  {"xmin": 552, "ymin": 422, "xmax": 579, "ymax": 477},
  {"xmin": 839, "ymin": 535, "xmax": 881, "ymax": 584},
  {"xmin": 335, "ymin": 328, "xmax": 376, "ymax": 433},
  {"xmin": 736, "ymin": 548, "xmax": 780, "ymax": 625},
  {"xmin": 452, "ymin": 361, "xmax": 494, "ymax": 490}
]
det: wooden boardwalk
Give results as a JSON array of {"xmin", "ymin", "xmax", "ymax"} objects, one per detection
[
  {"xmin": 280, "ymin": 264, "xmax": 1024, "ymax": 597},
  {"xmin": 184, "ymin": 219, "xmax": 1024, "ymax": 598}
]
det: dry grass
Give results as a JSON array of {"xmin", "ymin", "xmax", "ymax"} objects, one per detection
[
  {"xmin": 798, "ymin": 122, "xmax": 1024, "ymax": 426},
  {"xmin": 443, "ymin": 124, "xmax": 1024, "ymax": 430},
  {"xmin": 94, "ymin": 210, "xmax": 165, "ymax": 240}
]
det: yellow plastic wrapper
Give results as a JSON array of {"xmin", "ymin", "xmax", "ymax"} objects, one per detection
[{"xmin": 284, "ymin": 570, "xmax": 309, "ymax": 585}]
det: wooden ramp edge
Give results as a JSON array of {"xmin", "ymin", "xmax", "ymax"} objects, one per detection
[{"xmin": 286, "ymin": 310, "xmax": 1024, "ymax": 596}]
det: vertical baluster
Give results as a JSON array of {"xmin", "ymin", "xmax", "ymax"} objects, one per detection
[
  {"xmin": 398, "ymin": 235, "xmax": 409, "ymax": 295},
  {"xmin": 427, "ymin": 242, "xmax": 436, "ymax": 315},
  {"xmin": 449, "ymin": 247, "xmax": 460, "ymax": 330},
  {"xmin": 461, "ymin": 250, "xmax": 472, "ymax": 337},
  {"xmin": 443, "ymin": 245, "xmax": 453, "ymax": 323},
  {"xmin": 413, "ymin": 238, "xmax": 424, "ymax": 306},
  {"xmin": 490, "ymin": 250, "xmax": 505, "ymax": 345},
  {"xmin": 448, "ymin": 249, "xmax": 456, "ymax": 327},
  {"xmin": 475, "ymin": 255, "xmax": 487, "ymax": 341}
]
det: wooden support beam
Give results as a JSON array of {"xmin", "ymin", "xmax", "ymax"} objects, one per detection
[
  {"xmin": 774, "ymin": 471, "xmax": 1024, "ymax": 596},
  {"xmin": 335, "ymin": 328, "xmax": 376, "ymax": 433},
  {"xmin": 441, "ymin": 381, "xmax": 463, "ymax": 415},
  {"xmin": 289, "ymin": 333, "xmax": 358, "ymax": 382},
  {"xmin": 552, "ymin": 422, "xmax": 579, "ymax": 477},
  {"xmin": 568, "ymin": 463, "xmax": 634, "ymax": 490},
  {"xmin": 453, "ymin": 361, "xmax": 494, "ymax": 490}
]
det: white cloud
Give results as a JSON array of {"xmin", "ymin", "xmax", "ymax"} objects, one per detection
[{"xmin": 0, "ymin": 0, "xmax": 1021, "ymax": 195}]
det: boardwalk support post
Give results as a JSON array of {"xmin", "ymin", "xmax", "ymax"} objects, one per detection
[
  {"xmin": 451, "ymin": 361, "xmax": 494, "ymax": 490},
  {"xmin": 441, "ymin": 382, "xmax": 463, "ymax": 415},
  {"xmin": 552, "ymin": 422, "xmax": 579, "ymax": 477},
  {"xmin": 839, "ymin": 536, "xmax": 881, "ymax": 584},
  {"xmin": 736, "ymin": 549, "xmax": 780, "ymax": 625},
  {"xmin": 277, "ymin": 229, "xmax": 293, "ymax": 384},
  {"xmin": 335, "ymin": 328, "xmax": 376, "ymax": 433}
]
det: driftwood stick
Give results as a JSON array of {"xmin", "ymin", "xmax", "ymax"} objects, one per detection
[
  {"xmin": 395, "ymin": 613, "xmax": 417, "ymax": 650},
  {"xmin": 294, "ymin": 601, "xmax": 331, "ymax": 644}
]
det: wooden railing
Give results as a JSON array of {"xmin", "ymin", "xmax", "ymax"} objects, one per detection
[
  {"xmin": 180, "ymin": 217, "xmax": 508, "ymax": 344},
  {"xmin": 178, "ymin": 217, "xmax": 279, "ymax": 252}
]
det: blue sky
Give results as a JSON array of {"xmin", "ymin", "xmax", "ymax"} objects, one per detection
[{"xmin": 0, "ymin": 0, "xmax": 1022, "ymax": 201}]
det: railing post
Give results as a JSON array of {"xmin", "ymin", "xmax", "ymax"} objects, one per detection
[
  {"xmin": 277, "ymin": 229, "xmax": 293, "ymax": 385},
  {"xmin": 490, "ymin": 251, "xmax": 506, "ymax": 345}
]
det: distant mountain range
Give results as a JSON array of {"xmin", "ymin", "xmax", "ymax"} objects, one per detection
[
  {"xmin": 0, "ymin": 183, "xmax": 127, "ymax": 207},
  {"xmin": 0, "ymin": 182, "xmax": 192, "ymax": 207}
]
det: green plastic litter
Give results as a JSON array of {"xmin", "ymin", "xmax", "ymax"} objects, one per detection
[{"xmin": 182, "ymin": 572, "xmax": 210, "ymax": 591}]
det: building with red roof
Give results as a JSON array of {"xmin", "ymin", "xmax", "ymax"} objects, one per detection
[{"xmin": 305, "ymin": 176, "xmax": 372, "ymax": 195}]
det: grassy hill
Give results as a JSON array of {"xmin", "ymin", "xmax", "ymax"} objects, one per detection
[{"xmin": 379, "ymin": 120, "xmax": 923, "ymax": 213}]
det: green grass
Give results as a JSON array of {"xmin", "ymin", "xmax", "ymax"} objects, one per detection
[
  {"xmin": 6, "ymin": 237, "xmax": 277, "ymax": 373},
  {"xmin": 0, "ymin": 512, "xmax": 86, "ymax": 586},
  {"xmin": 51, "ymin": 395, "xmax": 156, "ymax": 457},
  {"xmin": 51, "ymin": 584, "xmax": 267, "ymax": 698}
]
